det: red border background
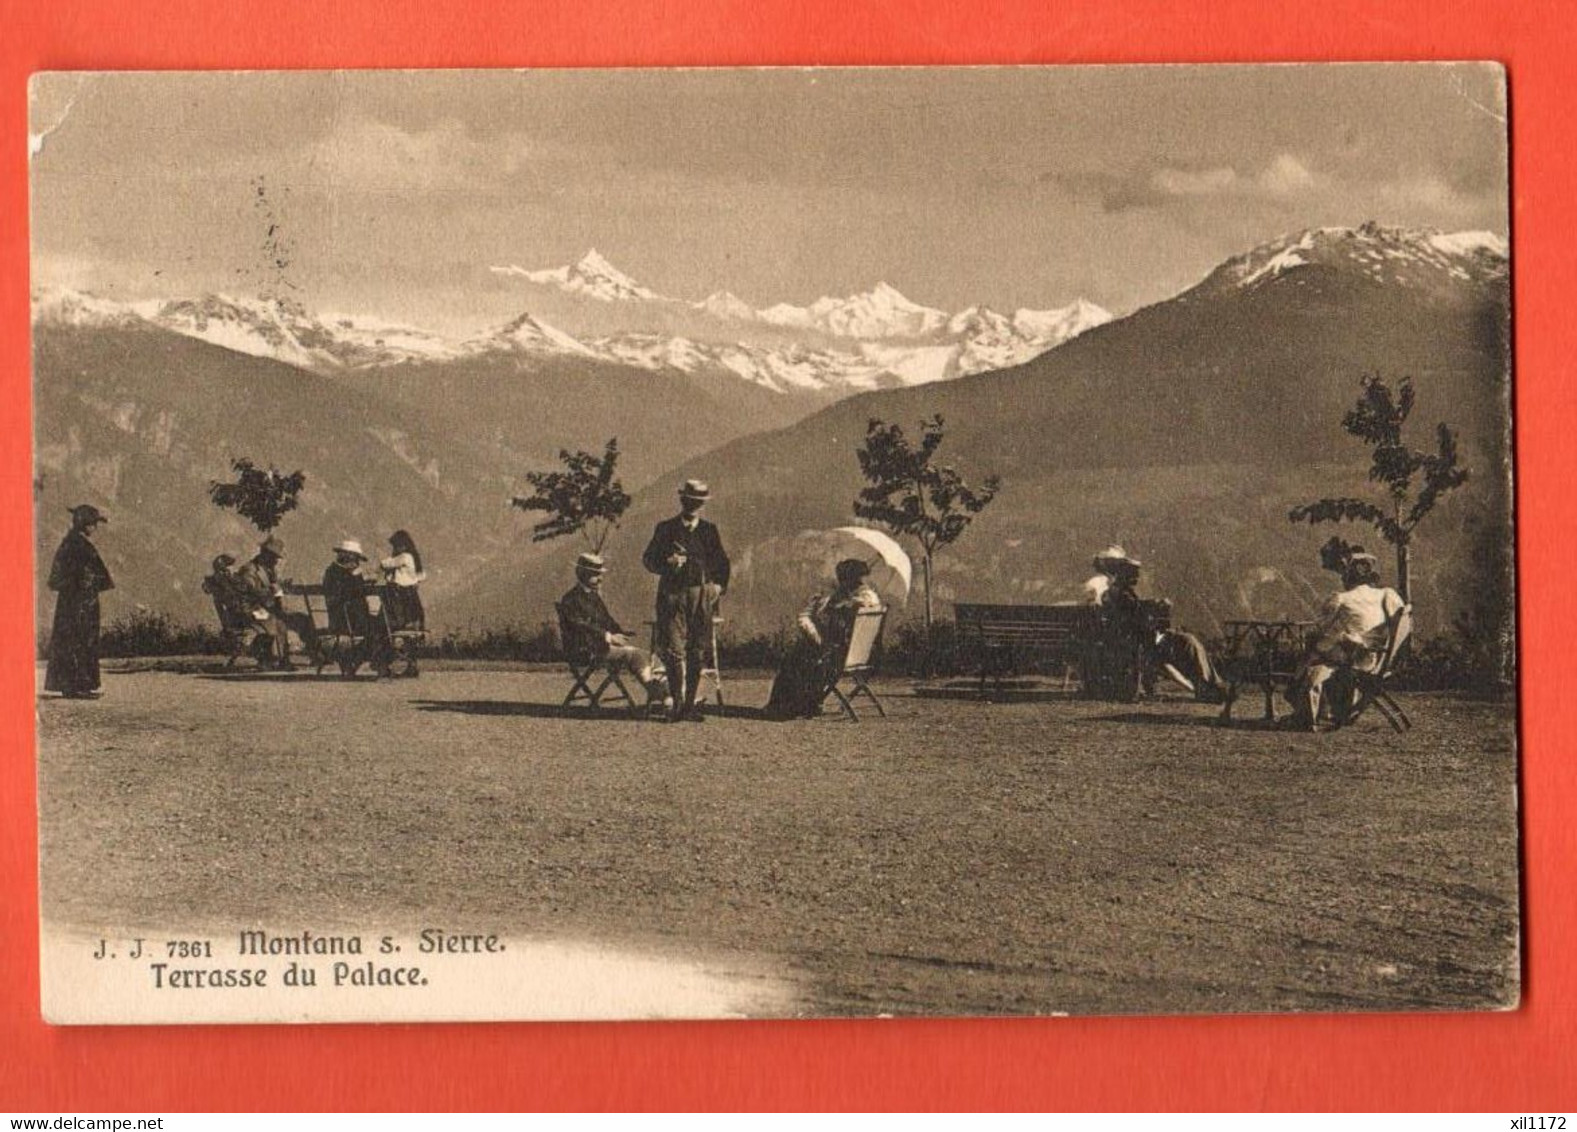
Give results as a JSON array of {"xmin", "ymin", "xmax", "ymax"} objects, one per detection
[{"xmin": 3, "ymin": 0, "xmax": 1573, "ymax": 1112}]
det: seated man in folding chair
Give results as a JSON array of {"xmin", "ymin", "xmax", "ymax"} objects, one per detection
[
  {"xmin": 557, "ymin": 553, "xmax": 669, "ymax": 709},
  {"xmin": 1286, "ymin": 547, "xmax": 1406, "ymax": 731},
  {"xmin": 764, "ymin": 558, "xmax": 883, "ymax": 720}
]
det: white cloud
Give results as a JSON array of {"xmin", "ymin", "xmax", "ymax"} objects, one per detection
[
  {"xmin": 1371, "ymin": 173, "xmax": 1478, "ymax": 214},
  {"xmin": 1127, "ymin": 154, "xmax": 1320, "ymax": 206},
  {"xmin": 1152, "ymin": 166, "xmax": 1239, "ymax": 196},
  {"xmin": 307, "ymin": 115, "xmax": 546, "ymax": 195},
  {"xmin": 1257, "ymin": 153, "xmax": 1316, "ymax": 194}
]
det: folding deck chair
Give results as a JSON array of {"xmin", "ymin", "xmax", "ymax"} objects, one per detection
[
  {"xmin": 556, "ymin": 603, "xmax": 661, "ymax": 717},
  {"xmin": 560, "ymin": 659, "xmax": 640, "ymax": 711},
  {"xmin": 824, "ymin": 607, "xmax": 888, "ymax": 721},
  {"xmin": 1334, "ymin": 603, "xmax": 1414, "ymax": 733}
]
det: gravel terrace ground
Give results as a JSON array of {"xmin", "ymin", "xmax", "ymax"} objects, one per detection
[{"xmin": 37, "ymin": 661, "xmax": 1520, "ymax": 1017}]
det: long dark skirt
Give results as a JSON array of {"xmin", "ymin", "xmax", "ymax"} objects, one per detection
[
  {"xmin": 384, "ymin": 584, "xmax": 425, "ymax": 632},
  {"xmin": 45, "ymin": 590, "xmax": 102, "ymax": 695},
  {"xmin": 765, "ymin": 640, "xmax": 838, "ymax": 720}
]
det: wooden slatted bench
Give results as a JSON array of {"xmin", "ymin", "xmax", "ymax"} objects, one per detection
[
  {"xmin": 954, "ymin": 599, "xmax": 1175, "ymax": 700},
  {"xmin": 281, "ymin": 582, "xmax": 427, "ymax": 677},
  {"xmin": 954, "ymin": 602, "xmax": 1100, "ymax": 696}
]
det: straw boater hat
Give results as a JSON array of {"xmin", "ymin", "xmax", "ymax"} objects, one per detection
[
  {"xmin": 259, "ymin": 535, "xmax": 285, "ymax": 557},
  {"xmin": 575, "ymin": 552, "xmax": 608, "ymax": 576},
  {"xmin": 1093, "ymin": 544, "xmax": 1140, "ymax": 568},
  {"xmin": 679, "ymin": 478, "xmax": 711, "ymax": 502},
  {"xmin": 333, "ymin": 538, "xmax": 367, "ymax": 560},
  {"xmin": 1347, "ymin": 548, "xmax": 1379, "ymax": 565}
]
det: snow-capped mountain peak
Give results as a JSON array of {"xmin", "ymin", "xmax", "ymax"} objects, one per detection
[
  {"xmin": 567, "ymin": 248, "xmax": 655, "ymax": 299},
  {"xmin": 476, "ymin": 311, "xmax": 599, "ymax": 356},
  {"xmin": 315, "ymin": 312, "xmax": 464, "ymax": 363},
  {"xmin": 31, "ymin": 286, "xmax": 146, "ymax": 329},
  {"xmin": 36, "ymin": 287, "xmax": 462, "ymax": 369},
  {"xmin": 693, "ymin": 290, "xmax": 759, "ymax": 321},
  {"xmin": 867, "ymin": 281, "xmax": 915, "ymax": 306},
  {"xmin": 762, "ymin": 281, "xmax": 951, "ymax": 339},
  {"xmin": 946, "ymin": 304, "xmax": 1014, "ymax": 338},
  {"xmin": 1011, "ymin": 299, "xmax": 1113, "ymax": 343},
  {"xmin": 1425, "ymin": 230, "xmax": 1509, "ymax": 258},
  {"xmin": 490, "ymin": 249, "xmax": 664, "ymax": 302},
  {"xmin": 1196, "ymin": 222, "xmax": 1510, "ymax": 298},
  {"xmin": 135, "ymin": 292, "xmax": 340, "ymax": 370}
]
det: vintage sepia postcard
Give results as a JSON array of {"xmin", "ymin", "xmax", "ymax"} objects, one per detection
[{"xmin": 30, "ymin": 65, "xmax": 1516, "ymax": 1024}]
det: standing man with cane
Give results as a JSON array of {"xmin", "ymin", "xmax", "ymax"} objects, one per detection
[{"xmin": 643, "ymin": 479, "xmax": 730, "ymax": 723}]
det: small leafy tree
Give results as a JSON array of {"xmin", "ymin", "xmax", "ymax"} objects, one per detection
[
  {"xmin": 208, "ymin": 458, "xmax": 307, "ymax": 533},
  {"xmin": 1288, "ymin": 374, "xmax": 1470, "ymax": 600},
  {"xmin": 854, "ymin": 415, "xmax": 1000, "ymax": 638},
  {"xmin": 512, "ymin": 438, "xmax": 632, "ymax": 553}
]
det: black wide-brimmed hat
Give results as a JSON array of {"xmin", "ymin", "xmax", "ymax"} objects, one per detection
[
  {"xmin": 69, "ymin": 504, "xmax": 107, "ymax": 525},
  {"xmin": 835, "ymin": 557, "xmax": 872, "ymax": 583}
]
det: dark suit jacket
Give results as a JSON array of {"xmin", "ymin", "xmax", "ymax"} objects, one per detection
[
  {"xmin": 641, "ymin": 515, "xmax": 731, "ymax": 594},
  {"xmin": 557, "ymin": 583, "xmax": 624, "ymax": 661},
  {"xmin": 323, "ymin": 562, "xmax": 376, "ymax": 636},
  {"xmin": 234, "ymin": 556, "xmax": 282, "ymax": 614}
]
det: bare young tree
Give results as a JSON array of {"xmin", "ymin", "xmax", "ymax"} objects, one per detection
[
  {"xmin": 854, "ymin": 415, "xmax": 1000, "ymax": 636},
  {"xmin": 208, "ymin": 458, "xmax": 307, "ymax": 533},
  {"xmin": 512, "ymin": 438, "xmax": 632, "ymax": 553},
  {"xmin": 1289, "ymin": 374, "xmax": 1470, "ymax": 600}
]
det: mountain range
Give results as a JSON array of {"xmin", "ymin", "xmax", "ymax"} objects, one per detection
[
  {"xmin": 450, "ymin": 223, "xmax": 1513, "ymax": 642},
  {"xmin": 36, "ymin": 250, "xmax": 1111, "ymax": 400},
  {"xmin": 33, "ymin": 223, "xmax": 1511, "ymax": 647}
]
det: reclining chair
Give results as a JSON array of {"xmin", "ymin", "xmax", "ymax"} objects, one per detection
[
  {"xmin": 824, "ymin": 607, "xmax": 889, "ymax": 721},
  {"xmin": 1334, "ymin": 603, "xmax": 1414, "ymax": 733}
]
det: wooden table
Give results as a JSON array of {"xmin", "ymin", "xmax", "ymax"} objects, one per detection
[{"xmin": 1219, "ymin": 619, "xmax": 1314, "ymax": 723}]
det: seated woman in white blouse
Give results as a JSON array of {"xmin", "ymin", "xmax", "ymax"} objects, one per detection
[{"xmin": 380, "ymin": 529, "xmax": 427, "ymax": 635}]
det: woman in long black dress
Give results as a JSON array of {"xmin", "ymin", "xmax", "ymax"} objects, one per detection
[
  {"xmin": 764, "ymin": 558, "xmax": 882, "ymax": 720},
  {"xmin": 45, "ymin": 504, "xmax": 114, "ymax": 699}
]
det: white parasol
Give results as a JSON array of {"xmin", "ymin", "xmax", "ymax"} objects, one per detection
[{"xmin": 792, "ymin": 526, "xmax": 912, "ymax": 605}]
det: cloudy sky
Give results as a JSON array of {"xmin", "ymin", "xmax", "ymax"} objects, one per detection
[{"xmin": 30, "ymin": 65, "xmax": 1507, "ymax": 331}]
